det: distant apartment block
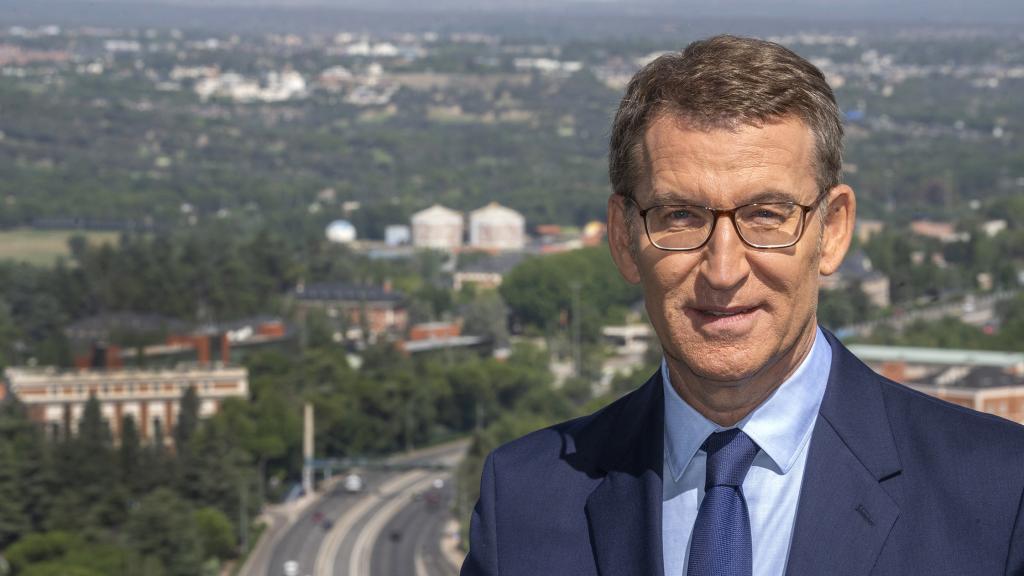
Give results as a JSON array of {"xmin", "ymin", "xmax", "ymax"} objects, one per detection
[
  {"xmin": 602, "ymin": 324, "xmax": 654, "ymax": 357},
  {"xmin": 453, "ymin": 252, "xmax": 525, "ymax": 291},
  {"xmin": 468, "ymin": 202, "xmax": 526, "ymax": 251},
  {"xmin": 412, "ymin": 205, "xmax": 464, "ymax": 250},
  {"xmin": 855, "ymin": 219, "xmax": 884, "ymax": 243},
  {"xmin": 385, "ymin": 224, "xmax": 411, "ymax": 246},
  {"xmin": 910, "ymin": 220, "xmax": 969, "ymax": 243},
  {"xmin": 981, "ymin": 219, "xmax": 1007, "ymax": 238},
  {"xmin": 408, "ymin": 321, "xmax": 462, "ymax": 341},
  {"xmin": 399, "ymin": 321, "xmax": 487, "ymax": 355},
  {"xmin": 292, "ymin": 282, "xmax": 408, "ymax": 340},
  {"xmin": 819, "ymin": 250, "xmax": 891, "ymax": 309},
  {"xmin": 849, "ymin": 344, "xmax": 1024, "ymax": 424},
  {"xmin": 3, "ymin": 365, "xmax": 248, "ymax": 443},
  {"xmin": 65, "ymin": 313, "xmax": 291, "ymax": 368}
]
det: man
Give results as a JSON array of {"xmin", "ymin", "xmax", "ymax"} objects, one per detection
[{"xmin": 461, "ymin": 35, "xmax": 1024, "ymax": 576}]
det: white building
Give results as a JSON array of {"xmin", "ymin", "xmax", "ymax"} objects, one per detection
[
  {"xmin": 412, "ymin": 205, "xmax": 463, "ymax": 250},
  {"xmin": 385, "ymin": 224, "xmax": 411, "ymax": 246},
  {"xmin": 3, "ymin": 366, "xmax": 248, "ymax": 444},
  {"xmin": 469, "ymin": 202, "xmax": 526, "ymax": 251},
  {"xmin": 326, "ymin": 220, "xmax": 357, "ymax": 243}
]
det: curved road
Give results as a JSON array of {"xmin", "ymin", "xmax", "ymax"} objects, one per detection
[
  {"xmin": 370, "ymin": 474, "xmax": 458, "ymax": 576},
  {"xmin": 247, "ymin": 440, "xmax": 467, "ymax": 576},
  {"xmin": 267, "ymin": 469, "xmax": 391, "ymax": 576}
]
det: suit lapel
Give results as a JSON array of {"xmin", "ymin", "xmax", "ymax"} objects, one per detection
[
  {"xmin": 586, "ymin": 465, "xmax": 664, "ymax": 576},
  {"xmin": 579, "ymin": 373, "xmax": 665, "ymax": 576},
  {"xmin": 786, "ymin": 331, "xmax": 903, "ymax": 576}
]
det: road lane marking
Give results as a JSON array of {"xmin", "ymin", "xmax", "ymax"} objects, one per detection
[
  {"xmin": 350, "ymin": 473, "xmax": 444, "ymax": 576},
  {"xmin": 414, "ymin": 538, "xmax": 431, "ymax": 576},
  {"xmin": 315, "ymin": 469, "xmax": 429, "ymax": 576}
]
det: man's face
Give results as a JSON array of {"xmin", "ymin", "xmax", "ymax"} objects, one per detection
[{"xmin": 608, "ymin": 115, "xmax": 854, "ymax": 403}]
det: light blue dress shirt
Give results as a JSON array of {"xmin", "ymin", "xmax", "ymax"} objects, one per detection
[{"xmin": 662, "ymin": 327, "xmax": 832, "ymax": 576}]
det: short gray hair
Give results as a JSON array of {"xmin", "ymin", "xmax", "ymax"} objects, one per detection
[{"xmin": 609, "ymin": 35, "xmax": 844, "ymax": 203}]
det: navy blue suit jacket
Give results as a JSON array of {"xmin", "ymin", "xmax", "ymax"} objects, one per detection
[{"xmin": 462, "ymin": 331, "xmax": 1024, "ymax": 575}]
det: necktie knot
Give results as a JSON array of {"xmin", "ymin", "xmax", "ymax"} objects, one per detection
[{"xmin": 702, "ymin": 428, "xmax": 759, "ymax": 489}]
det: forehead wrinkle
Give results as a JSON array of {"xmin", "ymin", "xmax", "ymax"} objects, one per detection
[
  {"xmin": 649, "ymin": 188, "xmax": 803, "ymax": 209},
  {"xmin": 642, "ymin": 116, "xmax": 819, "ymax": 208}
]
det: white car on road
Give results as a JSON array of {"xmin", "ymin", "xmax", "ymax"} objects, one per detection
[{"xmin": 344, "ymin": 473, "xmax": 364, "ymax": 493}]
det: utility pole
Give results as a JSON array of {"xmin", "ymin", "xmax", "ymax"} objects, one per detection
[
  {"xmin": 239, "ymin": 479, "xmax": 249, "ymax": 555},
  {"xmin": 302, "ymin": 402, "xmax": 314, "ymax": 496},
  {"xmin": 571, "ymin": 281, "xmax": 582, "ymax": 377},
  {"xmin": 403, "ymin": 394, "xmax": 412, "ymax": 452}
]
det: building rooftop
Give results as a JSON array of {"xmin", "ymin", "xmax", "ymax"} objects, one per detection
[
  {"xmin": 907, "ymin": 365, "xmax": 1024, "ymax": 390},
  {"xmin": 401, "ymin": 335, "xmax": 485, "ymax": 353},
  {"xmin": 293, "ymin": 282, "xmax": 403, "ymax": 303},
  {"xmin": 469, "ymin": 202, "xmax": 525, "ymax": 222},
  {"xmin": 835, "ymin": 250, "xmax": 887, "ymax": 282},
  {"xmin": 848, "ymin": 344, "xmax": 1024, "ymax": 368},
  {"xmin": 411, "ymin": 204, "xmax": 462, "ymax": 224},
  {"xmin": 65, "ymin": 312, "xmax": 189, "ymax": 340},
  {"xmin": 457, "ymin": 252, "xmax": 525, "ymax": 275}
]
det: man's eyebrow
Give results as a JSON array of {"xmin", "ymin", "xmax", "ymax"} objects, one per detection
[
  {"xmin": 647, "ymin": 188, "xmax": 801, "ymax": 207},
  {"xmin": 743, "ymin": 189, "xmax": 802, "ymax": 204},
  {"xmin": 647, "ymin": 189, "xmax": 702, "ymax": 206}
]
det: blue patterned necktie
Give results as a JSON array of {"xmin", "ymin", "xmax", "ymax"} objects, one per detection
[{"xmin": 687, "ymin": 428, "xmax": 761, "ymax": 576}]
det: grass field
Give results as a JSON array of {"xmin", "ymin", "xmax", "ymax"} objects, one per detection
[{"xmin": 0, "ymin": 229, "xmax": 120, "ymax": 266}]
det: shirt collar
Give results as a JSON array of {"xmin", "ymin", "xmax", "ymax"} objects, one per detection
[{"xmin": 662, "ymin": 326, "xmax": 832, "ymax": 482}]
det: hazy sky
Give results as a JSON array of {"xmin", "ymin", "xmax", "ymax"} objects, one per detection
[
  {"xmin": 39, "ymin": 0, "xmax": 1024, "ymax": 22},
  {"xmin": 3, "ymin": 0, "xmax": 1021, "ymax": 34}
]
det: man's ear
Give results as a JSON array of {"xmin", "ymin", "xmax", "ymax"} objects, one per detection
[
  {"xmin": 607, "ymin": 193, "xmax": 642, "ymax": 284},
  {"xmin": 818, "ymin": 184, "xmax": 857, "ymax": 276}
]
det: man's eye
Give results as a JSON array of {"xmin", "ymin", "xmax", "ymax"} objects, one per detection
[
  {"xmin": 660, "ymin": 208, "xmax": 706, "ymax": 229},
  {"xmin": 668, "ymin": 209, "xmax": 696, "ymax": 221},
  {"xmin": 744, "ymin": 206, "xmax": 792, "ymax": 224}
]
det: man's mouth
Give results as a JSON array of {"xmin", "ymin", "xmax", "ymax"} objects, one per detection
[
  {"xmin": 696, "ymin": 306, "xmax": 757, "ymax": 317},
  {"xmin": 685, "ymin": 305, "xmax": 762, "ymax": 331}
]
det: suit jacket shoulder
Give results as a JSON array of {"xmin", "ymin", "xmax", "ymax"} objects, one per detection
[
  {"xmin": 462, "ymin": 372, "xmax": 665, "ymax": 576},
  {"xmin": 787, "ymin": 332, "xmax": 1024, "ymax": 576}
]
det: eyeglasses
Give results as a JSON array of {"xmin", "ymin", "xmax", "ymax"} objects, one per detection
[{"xmin": 629, "ymin": 190, "xmax": 830, "ymax": 251}]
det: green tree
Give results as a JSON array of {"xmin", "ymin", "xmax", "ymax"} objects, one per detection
[
  {"xmin": 127, "ymin": 488, "xmax": 203, "ymax": 576},
  {"xmin": 49, "ymin": 394, "xmax": 121, "ymax": 532},
  {"xmin": 500, "ymin": 247, "xmax": 639, "ymax": 339},
  {"xmin": 4, "ymin": 531, "xmax": 144, "ymax": 576},
  {"xmin": 119, "ymin": 415, "xmax": 142, "ymax": 494},
  {"xmin": 460, "ymin": 290, "xmax": 510, "ymax": 347},
  {"xmin": 0, "ymin": 441, "xmax": 29, "ymax": 549},
  {"xmin": 0, "ymin": 297, "xmax": 18, "ymax": 367},
  {"xmin": 193, "ymin": 507, "xmax": 236, "ymax": 561},
  {"xmin": 174, "ymin": 386, "xmax": 200, "ymax": 453}
]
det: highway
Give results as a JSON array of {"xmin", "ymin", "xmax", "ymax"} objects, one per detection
[
  {"xmin": 370, "ymin": 474, "xmax": 458, "ymax": 576},
  {"xmin": 243, "ymin": 440, "xmax": 467, "ymax": 576}
]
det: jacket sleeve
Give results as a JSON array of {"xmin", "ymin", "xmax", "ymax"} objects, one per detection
[
  {"xmin": 1008, "ymin": 480, "xmax": 1024, "ymax": 576},
  {"xmin": 461, "ymin": 451, "xmax": 499, "ymax": 576}
]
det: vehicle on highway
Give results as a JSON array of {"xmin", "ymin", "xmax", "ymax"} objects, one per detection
[
  {"xmin": 283, "ymin": 560, "xmax": 299, "ymax": 576},
  {"xmin": 424, "ymin": 489, "xmax": 442, "ymax": 508},
  {"xmin": 343, "ymin": 472, "xmax": 364, "ymax": 492}
]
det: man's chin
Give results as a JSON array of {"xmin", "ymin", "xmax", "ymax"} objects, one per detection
[
  {"xmin": 668, "ymin": 348, "xmax": 766, "ymax": 385},
  {"xmin": 690, "ymin": 363, "xmax": 763, "ymax": 385}
]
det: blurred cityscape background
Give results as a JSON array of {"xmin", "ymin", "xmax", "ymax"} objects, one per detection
[{"xmin": 0, "ymin": 1, "xmax": 1022, "ymax": 575}]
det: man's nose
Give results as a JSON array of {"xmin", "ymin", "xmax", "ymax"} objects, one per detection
[{"xmin": 700, "ymin": 214, "xmax": 750, "ymax": 291}]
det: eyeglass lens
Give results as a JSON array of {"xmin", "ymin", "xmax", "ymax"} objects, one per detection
[{"xmin": 645, "ymin": 203, "xmax": 804, "ymax": 249}]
